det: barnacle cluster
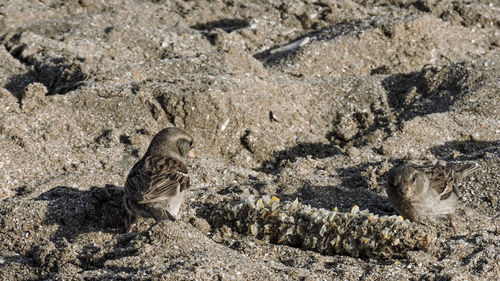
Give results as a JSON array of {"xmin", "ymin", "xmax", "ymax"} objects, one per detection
[{"xmin": 213, "ymin": 195, "xmax": 436, "ymax": 259}]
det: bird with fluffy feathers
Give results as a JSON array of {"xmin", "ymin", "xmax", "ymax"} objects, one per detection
[
  {"xmin": 387, "ymin": 163, "xmax": 478, "ymax": 234},
  {"xmin": 123, "ymin": 127, "xmax": 196, "ymax": 233}
]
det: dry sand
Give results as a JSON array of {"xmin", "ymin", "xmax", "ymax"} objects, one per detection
[{"xmin": 0, "ymin": 0, "xmax": 499, "ymax": 280}]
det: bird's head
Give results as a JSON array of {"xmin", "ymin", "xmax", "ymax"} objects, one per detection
[
  {"xmin": 389, "ymin": 166, "xmax": 427, "ymax": 199},
  {"xmin": 146, "ymin": 127, "xmax": 196, "ymax": 161}
]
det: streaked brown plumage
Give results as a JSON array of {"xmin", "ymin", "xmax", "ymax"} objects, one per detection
[
  {"xmin": 387, "ymin": 163, "xmax": 478, "ymax": 234},
  {"xmin": 123, "ymin": 127, "xmax": 196, "ymax": 233}
]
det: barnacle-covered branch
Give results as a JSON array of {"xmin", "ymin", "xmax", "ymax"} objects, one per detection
[{"xmin": 212, "ymin": 195, "xmax": 436, "ymax": 259}]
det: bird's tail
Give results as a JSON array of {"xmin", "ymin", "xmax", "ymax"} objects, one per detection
[{"xmin": 455, "ymin": 163, "xmax": 480, "ymax": 179}]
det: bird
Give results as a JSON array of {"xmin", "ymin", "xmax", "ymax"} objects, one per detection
[
  {"xmin": 386, "ymin": 163, "xmax": 478, "ymax": 234},
  {"xmin": 123, "ymin": 127, "xmax": 196, "ymax": 233}
]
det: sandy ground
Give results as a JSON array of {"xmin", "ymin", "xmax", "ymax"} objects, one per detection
[{"xmin": 1, "ymin": 0, "xmax": 499, "ymax": 280}]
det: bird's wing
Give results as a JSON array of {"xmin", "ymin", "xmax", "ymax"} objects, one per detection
[
  {"xmin": 424, "ymin": 165, "xmax": 458, "ymax": 200},
  {"xmin": 454, "ymin": 163, "xmax": 479, "ymax": 179},
  {"xmin": 124, "ymin": 158, "xmax": 151, "ymax": 201},
  {"xmin": 126, "ymin": 155, "xmax": 190, "ymax": 204}
]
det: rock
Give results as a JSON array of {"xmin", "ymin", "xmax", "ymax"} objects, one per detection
[{"xmin": 20, "ymin": 83, "xmax": 47, "ymax": 111}]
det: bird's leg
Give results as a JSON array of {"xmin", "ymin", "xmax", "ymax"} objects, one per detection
[
  {"xmin": 147, "ymin": 207, "xmax": 177, "ymax": 224},
  {"xmin": 124, "ymin": 213, "xmax": 138, "ymax": 233},
  {"xmin": 445, "ymin": 213, "xmax": 458, "ymax": 235},
  {"xmin": 144, "ymin": 209, "xmax": 177, "ymax": 234},
  {"xmin": 450, "ymin": 218, "xmax": 457, "ymax": 235}
]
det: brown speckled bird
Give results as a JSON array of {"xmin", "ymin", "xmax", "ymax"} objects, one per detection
[
  {"xmin": 123, "ymin": 127, "xmax": 196, "ymax": 233},
  {"xmin": 387, "ymin": 163, "xmax": 478, "ymax": 234}
]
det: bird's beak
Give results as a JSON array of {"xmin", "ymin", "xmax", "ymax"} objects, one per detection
[
  {"xmin": 398, "ymin": 183, "xmax": 411, "ymax": 196},
  {"xmin": 187, "ymin": 148, "xmax": 197, "ymax": 159}
]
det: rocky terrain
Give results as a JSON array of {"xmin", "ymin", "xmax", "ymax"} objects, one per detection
[{"xmin": 0, "ymin": 0, "xmax": 499, "ymax": 280}]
